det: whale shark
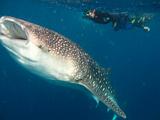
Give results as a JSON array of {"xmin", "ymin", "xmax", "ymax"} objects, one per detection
[{"xmin": 0, "ymin": 16, "xmax": 126, "ymax": 119}]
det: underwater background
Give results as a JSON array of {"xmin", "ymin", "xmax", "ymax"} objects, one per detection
[{"xmin": 0, "ymin": 0, "xmax": 160, "ymax": 120}]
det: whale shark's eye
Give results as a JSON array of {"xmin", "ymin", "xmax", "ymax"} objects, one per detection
[{"xmin": 0, "ymin": 19, "xmax": 28, "ymax": 40}]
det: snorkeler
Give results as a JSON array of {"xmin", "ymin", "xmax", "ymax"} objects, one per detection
[{"xmin": 84, "ymin": 9, "xmax": 151, "ymax": 32}]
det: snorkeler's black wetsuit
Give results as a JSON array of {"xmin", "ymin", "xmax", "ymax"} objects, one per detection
[
  {"xmin": 85, "ymin": 10, "xmax": 131, "ymax": 30},
  {"xmin": 109, "ymin": 13, "xmax": 131, "ymax": 31},
  {"xmin": 87, "ymin": 10, "xmax": 112, "ymax": 24}
]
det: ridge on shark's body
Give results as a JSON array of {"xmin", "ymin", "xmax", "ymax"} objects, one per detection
[{"xmin": 0, "ymin": 16, "xmax": 126, "ymax": 119}]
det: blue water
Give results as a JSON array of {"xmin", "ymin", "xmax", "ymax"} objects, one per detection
[{"xmin": 0, "ymin": 0, "xmax": 160, "ymax": 120}]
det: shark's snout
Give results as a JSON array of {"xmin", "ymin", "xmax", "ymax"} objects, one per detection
[{"xmin": 0, "ymin": 16, "xmax": 28, "ymax": 41}]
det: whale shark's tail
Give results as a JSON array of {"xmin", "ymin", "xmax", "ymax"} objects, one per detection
[{"xmin": 79, "ymin": 66, "xmax": 126, "ymax": 119}]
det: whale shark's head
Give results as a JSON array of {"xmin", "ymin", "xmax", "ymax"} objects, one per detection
[
  {"xmin": 0, "ymin": 16, "xmax": 29, "ymax": 55},
  {"xmin": 0, "ymin": 16, "xmax": 76, "ymax": 80},
  {"xmin": 0, "ymin": 16, "xmax": 47, "ymax": 67}
]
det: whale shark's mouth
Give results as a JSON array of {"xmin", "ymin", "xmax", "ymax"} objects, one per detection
[
  {"xmin": 0, "ymin": 17, "xmax": 28, "ymax": 41},
  {"xmin": 0, "ymin": 17, "xmax": 34, "ymax": 63}
]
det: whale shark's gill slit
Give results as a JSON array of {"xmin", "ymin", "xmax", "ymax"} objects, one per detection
[{"xmin": 1, "ymin": 20, "xmax": 27, "ymax": 40}]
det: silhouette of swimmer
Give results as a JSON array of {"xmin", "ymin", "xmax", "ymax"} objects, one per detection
[{"xmin": 84, "ymin": 9, "xmax": 151, "ymax": 32}]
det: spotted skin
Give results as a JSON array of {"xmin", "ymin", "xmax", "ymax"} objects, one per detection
[{"xmin": 0, "ymin": 16, "xmax": 126, "ymax": 119}]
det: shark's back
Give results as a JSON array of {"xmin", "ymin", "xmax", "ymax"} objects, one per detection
[{"xmin": 22, "ymin": 19, "xmax": 127, "ymax": 119}]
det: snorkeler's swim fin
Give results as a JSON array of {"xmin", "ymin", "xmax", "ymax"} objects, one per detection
[{"xmin": 143, "ymin": 26, "xmax": 150, "ymax": 32}]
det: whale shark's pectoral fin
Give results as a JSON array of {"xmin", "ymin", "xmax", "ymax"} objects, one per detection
[
  {"xmin": 92, "ymin": 95, "xmax": 100, "ymax": 108},
  {"xmin": 112, "ymin": 114, "xmax": 118, "ymax": 120},
  {"xmin": 79, "ymin": 75, "xmax": 126, "ymax": 119}
]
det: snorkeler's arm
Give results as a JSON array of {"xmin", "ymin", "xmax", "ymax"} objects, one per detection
[{"xmin": 109, "ymin": 15, "xmax": 119, "ymax": 31}]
